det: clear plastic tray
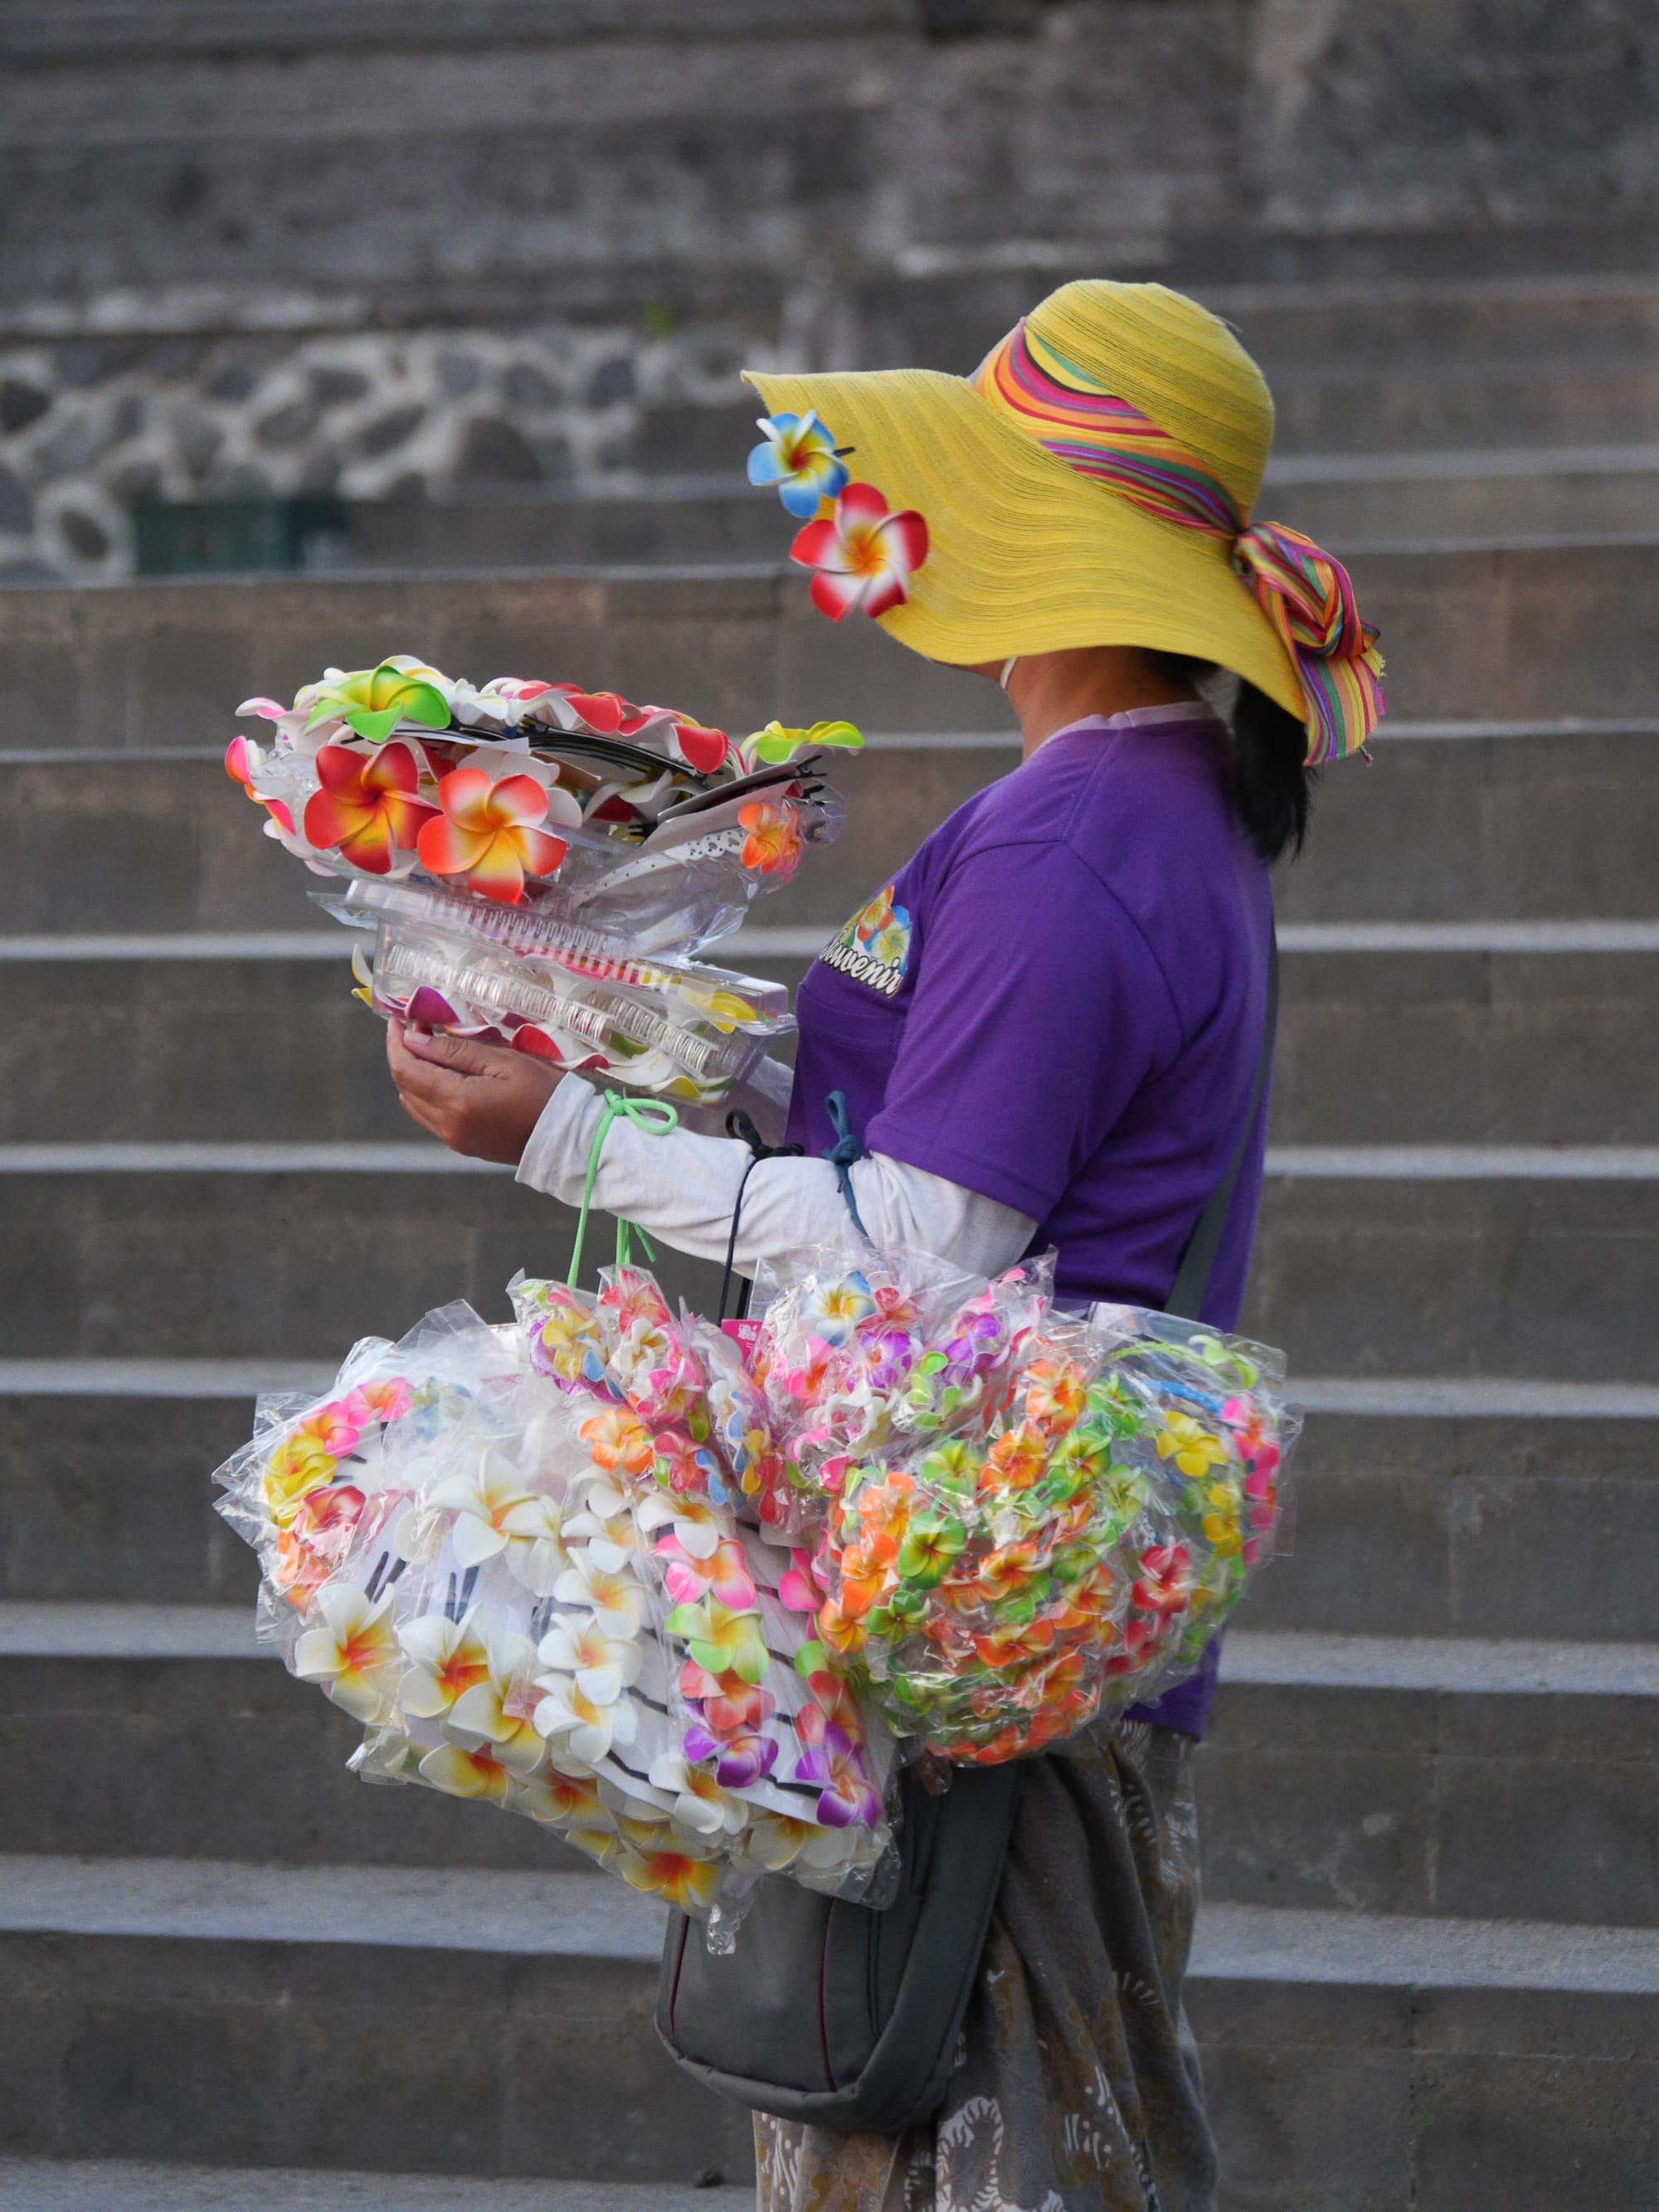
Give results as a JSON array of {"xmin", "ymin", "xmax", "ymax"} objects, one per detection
[{"xmin": 363, "ymin": 909, "xmax": 793, "ymax": 1104}]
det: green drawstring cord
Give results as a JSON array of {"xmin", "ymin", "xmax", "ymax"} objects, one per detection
[{"xmin": 566, "ymin": 1089, "xmax": 679, "ymax": 1290}]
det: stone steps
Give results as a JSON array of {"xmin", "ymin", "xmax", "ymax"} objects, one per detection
[
  {"xmin": 0, "ymin": 2163, "xmax": 756, "ymax": 2212},
  {"xmin": 331, "ymin": 443, "xmax": 1659, "ymax": 572},
  {"xmin": 5, "ymin": 722, "xmax": 1659, "ymax": 934},
  {"xmin": 5, "ymin": 935, "xmax": 1657, "ymax": 1145},
  {"xmin": 4, "ymin": 1152, "xmax": 1656, "ymax": 1373},
  {"xmin": 7, "ymin": 545, "xmax": 1659, "ymax": 749},
  {"xmin": 1, "ymin": 1612, "xmax": 1652, "ymax": 1928},
  {"xmin": 5, "ymin": 1389, "xmax": 1655, "ymax": 1641},
  {"xmin": 1, "ymin": 1851, "xmax": 1652, "ymax": 2208}
]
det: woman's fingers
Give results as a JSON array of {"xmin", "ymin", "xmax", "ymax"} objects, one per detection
[
  {"xmin": 383, "ymin": 1014, "xmax": 559, "ymax": 1165},
  {"xmin": 398, "ymin": 1026, "xmax": 508, "ymax": 1079}
]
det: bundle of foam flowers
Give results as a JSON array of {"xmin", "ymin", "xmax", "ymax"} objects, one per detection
[
  {"xmin": 216, "ymin": 1240, "xmax": 1299, "ymax": 1923},
  {"xmin": 215, "ymin": 1269, "xmax": 898, "ymax": 1928},
  {"xmin": 742, "ymin": 1247, "xmax": 1300, "ymax": 1762},
  {"xmin": 225, "ymin": 656, "xmax": 861, "ymax": 1101}
]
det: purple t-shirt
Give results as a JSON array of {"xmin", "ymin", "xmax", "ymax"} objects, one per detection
[{"xmin": 786, "ymin": 706, "xmax": 1275, "ymax": 1738}]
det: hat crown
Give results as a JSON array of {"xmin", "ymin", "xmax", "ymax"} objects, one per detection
[{"xmin": 1022, "ymin": 280, "xmax": 1274, "ymax": 523}]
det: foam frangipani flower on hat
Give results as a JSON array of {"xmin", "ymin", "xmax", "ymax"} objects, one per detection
[
  {"xmin": 790, "ymin": 483, "xmax": 930, "ymax": 622},
  {"xmin": 303, "ymin": 656, "xmax": 454, "ymax": 744},
  {"xmin": 301, "ymin": 742, "xmax": 437, "ymax": 876},
  {"xmin": 747, "ymin": 410, "xmax": 850, "ymax": 518}
]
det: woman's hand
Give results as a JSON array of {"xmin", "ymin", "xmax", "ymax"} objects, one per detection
[{"xmin": 386, "ymin": 1019, "xmax": 562, "ymax": 1166}]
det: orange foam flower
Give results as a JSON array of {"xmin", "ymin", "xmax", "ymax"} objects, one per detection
[
  {"xmin": 578, "ymin": 1405, "xmax": 656, "ymax": 1480},
  {"xmin": 302, "ymin": 741, "xmax": 437, "ymax": 875},
  {"xmin": 737, "ymin": 799, "xmax": 801, "ymax": 877},
  {"xmin": 416, "ymin": 768, "xmax": 569, "ymax": 905}
]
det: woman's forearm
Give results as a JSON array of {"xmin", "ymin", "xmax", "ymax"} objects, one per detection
[{"xmin": 516, "ymin": 1078, "xmax": 1036, "ymax": 1277}]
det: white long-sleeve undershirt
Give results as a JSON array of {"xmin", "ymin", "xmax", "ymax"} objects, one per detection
[{"xmin": 516, "ymin": 1067, "xmax": 1038, "ymax": 1279}]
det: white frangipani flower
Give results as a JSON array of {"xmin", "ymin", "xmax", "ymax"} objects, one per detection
[
  {"xmin": 397, "ymin": 1611, "xmax": 492, "ymax": 1719},
  {"xmin": 646, "ymin": 1750, "xmax": 750, "ymax": 1839},
  {"xmin": 532, "ymin": 1674, "xmax": 640, "ymax": 1766},
  {"xmin": 536, "ymin": 1613, "xmax": 643, "ymax": 1709},
  {"xmin": 444, "ymin": 1629, "xmax": 546, "ymax": 1772},
  {"xmin": 292, "ymin": 1585, "xmax": 400, "ymax": 1722},
  {"xmin": 551, "ymin": 1539, "xmax": 649, "ymax": 1633},
  {"xmin": 424, "ymin": 1449, "xmax": 570, "ymax": 1592}
]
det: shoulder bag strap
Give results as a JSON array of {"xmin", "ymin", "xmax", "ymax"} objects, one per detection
[{"xmin": 1162, "ymin": 930, "xmax": 1279, "ymax": 1324}]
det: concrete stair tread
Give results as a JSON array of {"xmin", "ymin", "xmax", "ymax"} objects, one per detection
[
  {"xmin": 5, "ymin": 1138, "xmax": 1658, "ymax": 1177},
  {"xmin": 5, "ymin": 1365, "xmax": 1658, "ymax": 1418},
  {"xmin": 6, "ymin": 1601, "xmax": 1655, "ymax": 1691},
  {"xmin": 0, "ymin": 2161, "xmax": 753, "ymax": 2212},
  {"xmin": 9, "ymin": 917, "xmax": 1659, "ymax": 957},
  {"xmin": 3, "ymin": 1850, "xmax": 1655, "ymax": 1998}
]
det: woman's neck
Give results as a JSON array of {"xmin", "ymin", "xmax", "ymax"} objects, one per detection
[{"xmin": 1005, "ymin": 646, "xmax": 1203, "ymax": 761}]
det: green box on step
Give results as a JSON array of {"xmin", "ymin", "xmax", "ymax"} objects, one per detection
[{"xmin": 132, "ymin": 494, "xmax": 350, "ymax": 576}]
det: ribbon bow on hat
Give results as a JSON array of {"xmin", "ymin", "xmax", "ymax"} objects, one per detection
[{"xmin": 973, "ymin": 321, "xmax": 1385, "ymax": 766}]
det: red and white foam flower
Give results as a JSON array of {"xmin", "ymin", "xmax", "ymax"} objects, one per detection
[
  {"xmin": 301, "ymin": 741, "xmax": 436, "ymax": 875},
  {"xmin": 790, "ymin": 481, "xmax": 929, "ymax": 621},
  {"xmin": 416, "ymin": 766, "xmax": 580, "ymax": 904}
]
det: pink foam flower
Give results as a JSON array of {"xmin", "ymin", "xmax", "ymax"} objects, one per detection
[
  {"xmin": 416, "ymin": 768, "xmax": 571, "ymax": 905},
  {"xmin": 790, "ymin": 481, "xmax": 929, "ymax": 621},
  {"xmin": 655, "ymin": 1532, "xmax": 757, "ymax": 1613}
]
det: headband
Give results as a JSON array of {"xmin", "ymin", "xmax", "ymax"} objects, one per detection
[{"xmin": 973, "ymin": 320, "xmax": 1384, "ymax": 764}]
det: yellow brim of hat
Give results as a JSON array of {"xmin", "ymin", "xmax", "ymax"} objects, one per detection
[{"xmin": 743, "ymin": 366, "xmax": 1304, "ymax": 722}]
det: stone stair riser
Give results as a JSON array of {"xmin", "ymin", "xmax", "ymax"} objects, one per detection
[
  {"xmin": 335, "ymin": 469, "xmax": 1659, "ymax": 575},
  {"xmin": 6, "ymin": 1404, "xmax": 1653, "ymax": 1642},
  {"xmin": 1248, "ymin": 1414, "xmax": 1659, "ymax": 1645},
  {"xmin": 7, "ymin": 731, "xmax": 1659, "ymax": 933},
  {"xmin": 5, "ymin": 1170, "xmax": 1655, "ymax": 1375},
  {"xmin": 1192, "ymin": 1978, "xmax": 1658, "ymax": 2212},
  {"xmin": 0, "ymin": 1929, "xmax": 752, "ymax": 2182},
  {"xmin": 5, "ymin": 547, "xmax": 1659, "ymax": 749},
  {"xmin": 0, "ymin": 1917, "xmax": 1650, "ymax": 2209},
  {"xmin": 1198, "ymin": 1683, "xmax": 1659, "ymax": 1927},
  {"xmin": 2, "ymin": 1653, "xmax": 1651, "ymax": 1928},
  {"xmin": 6, "ymin": 950, "xmax": 1658, "ymax": 1145}
]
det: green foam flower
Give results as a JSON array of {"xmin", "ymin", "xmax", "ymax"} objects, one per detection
[
  {"xmin": 742, "ymin": 718, "xmax": 864, "ymax": 767},
  {"xmin": 304, "ymin": 655, "xmax": 453, "ymax": 744}
]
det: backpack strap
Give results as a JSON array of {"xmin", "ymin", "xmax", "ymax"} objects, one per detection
[{"xmin": 1163, "ymin": 931, "xmax": 1280, "ymax": 1324}]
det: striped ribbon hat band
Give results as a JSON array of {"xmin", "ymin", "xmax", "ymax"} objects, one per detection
[{"xmin": 972, "ymin": 321, "xmax": 1384, "ymax": 765}]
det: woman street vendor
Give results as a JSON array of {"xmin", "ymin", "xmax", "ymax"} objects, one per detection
[{"xmin": 385, "ymin": 279, "xmax": 1383, "ymax": 2212}]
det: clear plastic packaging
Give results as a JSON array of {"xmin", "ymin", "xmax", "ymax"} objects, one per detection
[
  {"xmin": 214, "ymin": 1278, "xmax": 897, "ymax": 1925},
  {"xmin": 356, "ymin": 903, "xmax": 793, "ymax": 1104},
  {"xmin": 810, "ymin": 1295, "xmax": 1301, "ymax": 1763}
]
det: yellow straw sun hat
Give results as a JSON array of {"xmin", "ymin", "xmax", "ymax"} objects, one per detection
[{"xmin": 743, "ymin": 280, "xmax": 1384, "ymax": 766}]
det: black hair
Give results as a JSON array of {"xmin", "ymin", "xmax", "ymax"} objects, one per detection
[{"xmin": 1146, "ymin": 652, "xmax": 1313, "ymax": 864}]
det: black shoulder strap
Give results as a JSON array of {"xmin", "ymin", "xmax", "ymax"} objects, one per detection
[{"xmin": 1163, "ymin": 931, "xmax": 1279, "ymax": 1324}]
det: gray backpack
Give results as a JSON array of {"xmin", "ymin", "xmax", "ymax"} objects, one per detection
[{"xmin": 657, "ymin": 941, "xmax": 1277, "ymax": 2133}]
